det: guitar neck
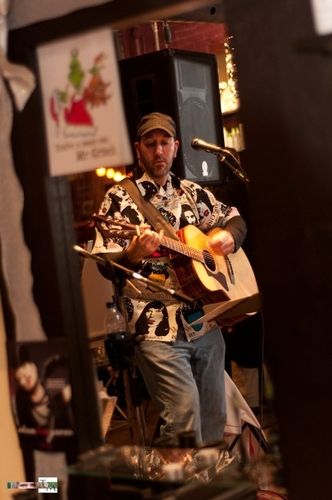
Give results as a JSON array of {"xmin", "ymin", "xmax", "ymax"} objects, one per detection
[
  {"xmin": 92, "ymin": 215, "xmax": 205, "ymax": 263},
  {"xmin": 160, "ymin": 235, "xmax": 204, "ymax": 263}
]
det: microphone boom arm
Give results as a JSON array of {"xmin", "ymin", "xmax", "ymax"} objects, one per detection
[{"xmin": 73, "ymin": 245, "xmax": 195, "ymax": 305}]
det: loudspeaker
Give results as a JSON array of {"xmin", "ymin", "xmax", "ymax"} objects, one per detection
[{"xmin": 119, "ymin": 49, "xmax": 225, "ymax": 185}]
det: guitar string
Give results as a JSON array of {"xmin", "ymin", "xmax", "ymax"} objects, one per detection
[
  {"xmin": 101, "ymin": 222, "xmax": 219, "ymax": 269},
  {"xmin": 160, "ymin": 235, "xmax": 219, "ymax": 270}
]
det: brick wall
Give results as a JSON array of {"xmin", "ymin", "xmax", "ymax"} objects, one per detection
[{"xmin": 118, "ymin": 21, "xmax": 228, "ymax": 60}]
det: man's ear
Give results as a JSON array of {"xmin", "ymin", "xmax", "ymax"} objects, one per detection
[
  {"xmin": 135, "ymin": 141, "xmax": 139, "ymax": 157},
  {"xmin": 174, "ymin": 139, "xmax": 180, "ymax": 158},
  {"xmin": 135, "ymin": 141, "xmax": 141, "ymax": 163}
]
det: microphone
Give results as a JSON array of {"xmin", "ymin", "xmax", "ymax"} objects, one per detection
[
  {"xmin": 191, "ymin": 137, "xmax": 250, "ymax": 183},
  {"xmin": 191, "ymin": 137, "xmax": 229, "ymax": 156}
]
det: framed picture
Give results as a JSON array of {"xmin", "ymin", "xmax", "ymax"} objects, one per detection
[
  {"xmin": 8, "ymin": 340, "xmax": 75, "ymax": 442},
  {"xmin": 37, "ymin": 27, "xmax": 132, "ymax": 176}
]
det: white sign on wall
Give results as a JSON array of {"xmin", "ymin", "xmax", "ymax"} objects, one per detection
[
  {"xmin": 37, "ymin": 28, "xmax": 132, "ymax": 176},
  {"xmin": 310, "ymin": 0, "xmax": 332, "ymax": 34}
]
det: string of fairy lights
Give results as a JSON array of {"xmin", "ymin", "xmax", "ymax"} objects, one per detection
[
  {"xmin": 95, "ymin": 166, "xmax": 126, "ymax": 182},
  {"xmin": 219, "ymin": 35, "xmax": 240, "ymax": 115},
  {"xmin": 219, "ymin": 36, "xmax": 245, "ymax": 151}
]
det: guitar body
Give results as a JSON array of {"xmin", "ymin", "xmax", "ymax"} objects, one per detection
[
  {"xmin": 173, "ymin": 225, "xmax": 259, "ymax": 305},
  {"xmin": 92, "ymin": 215, "xmax": 259, "ymax": 310}
]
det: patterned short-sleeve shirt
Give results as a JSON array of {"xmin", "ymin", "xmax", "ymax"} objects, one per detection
[{"xmin": 92, "ymin": 171, "xmax": 240, "ymax": 342}]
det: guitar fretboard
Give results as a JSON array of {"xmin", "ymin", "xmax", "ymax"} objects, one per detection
[
  {"xmin": 93, "ymin": 215, "xmax": 216, "ymax": 267},
  {"xmin": 160, "ymin": 235, "xmax": 204, "ymax": 263}
]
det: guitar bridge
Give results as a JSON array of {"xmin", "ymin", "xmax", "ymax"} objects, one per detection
[{"xmin": 225, "ymin": 256, "xmax": 235, "ymax": 285}]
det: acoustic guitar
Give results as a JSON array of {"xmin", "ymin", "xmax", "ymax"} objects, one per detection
[{"xmin": 92, "ymin": 215, "xmax": 259, "ymax": 307}]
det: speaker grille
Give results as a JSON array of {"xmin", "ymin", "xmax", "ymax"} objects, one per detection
[
  {"xmin": 177, "ymin": 59, "xmax": 207, "ymax": 90},
  {"xmin": 181, "ymin": 97, "xmax": 216, "ymax": 181}
]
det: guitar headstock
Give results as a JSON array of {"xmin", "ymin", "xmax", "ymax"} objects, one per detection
[{"xmin": 90, "ymin": 213, "xmax": 150, "ymax": 239}]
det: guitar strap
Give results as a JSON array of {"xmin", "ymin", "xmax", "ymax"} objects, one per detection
[{"xmin": 120, "ymin": 177, "xmax": 180, "ymax": 241}]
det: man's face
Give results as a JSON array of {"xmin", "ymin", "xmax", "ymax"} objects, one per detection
[
  {"xmin": 145, "ymin": 306, "xmax": 164, "ymax": 325},
  {"xmin": 16, "ymin": 362, "xmax": 39, "ymax": 392},
  {"xmin": 135, "ymin": 130, "xmax": 179, "ymax": 186}
]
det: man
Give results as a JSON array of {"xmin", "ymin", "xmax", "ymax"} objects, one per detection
[{"xmin": 93, "ymin": 112, "xmax": 247, "ymax": 446}]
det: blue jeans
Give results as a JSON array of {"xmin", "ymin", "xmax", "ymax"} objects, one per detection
[{"xmin": 135, "ymin": 325, "xmax": 226, "ymax": 447}]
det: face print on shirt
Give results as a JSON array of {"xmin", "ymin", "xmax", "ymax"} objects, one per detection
[
  {"xmin": 180, "ymin": 204, "xmax": 197, "ymax": 227},
  {"xmin": 196, "ymin": 188, "xmax": 214, "ymax": 213},
  {"xmin": 140, "ymin": 180, "xmax": 158, "ymax": 200},
  {"xmin": 135, "ymin": 300, "xmax": 169, "ymax": 337}
]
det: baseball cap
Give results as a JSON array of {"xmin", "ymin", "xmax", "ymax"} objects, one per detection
[{"xmin": 136, "ymin": 112, "xmax": 176, "ymax": 139}]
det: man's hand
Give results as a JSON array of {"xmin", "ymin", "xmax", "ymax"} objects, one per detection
[
  {"xmin": 208, "ymin": 229, "xmax": 235, "ymax": 256},
  {"xmin": 125, "ymin": 229, "xmax": 161, "ymax": 264}
]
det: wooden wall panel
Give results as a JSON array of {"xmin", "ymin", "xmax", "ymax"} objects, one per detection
[{"xmin": 224, "ymin": 0, "xmax": 332, "ymax": 497}]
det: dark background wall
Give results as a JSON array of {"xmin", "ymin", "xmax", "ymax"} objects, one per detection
[{"xmin": 225, "ymin": 0, "xmax": 332, "ymax": 498}]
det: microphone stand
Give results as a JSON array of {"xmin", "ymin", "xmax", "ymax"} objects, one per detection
[
  {"xmin": 73, "ymin": 245, "xmax": 195, "ymax": 305},
  {"xmin": 217, "ymin": 151, "xmax": 250, "ymax": 184}
]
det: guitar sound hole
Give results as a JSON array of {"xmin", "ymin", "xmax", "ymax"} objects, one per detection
[{"xmin": 203, "ymin": 250, "xmax": 216, "ymax": 273}]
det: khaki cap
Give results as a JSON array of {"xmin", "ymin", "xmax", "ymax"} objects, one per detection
[{"xmin": 137, "ymin": 112, "xmax": 176, "ymax": 139}]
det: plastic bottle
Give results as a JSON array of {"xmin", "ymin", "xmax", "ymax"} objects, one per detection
[{"xmin": 104, "ymin": 300, "xmax": 134, "ymax": 370}]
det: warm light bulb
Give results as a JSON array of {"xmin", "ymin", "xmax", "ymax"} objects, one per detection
[
  {"xmin": 106, "ymin": 168, "xmax": 115, "ymax": 179},
  {"xmin": 96, "ymin": 167, "xmax": 106, "ymax": 177},
  {"xmin": 113, "ymin": 171, "xmax": 125, "ymax": 182}
]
